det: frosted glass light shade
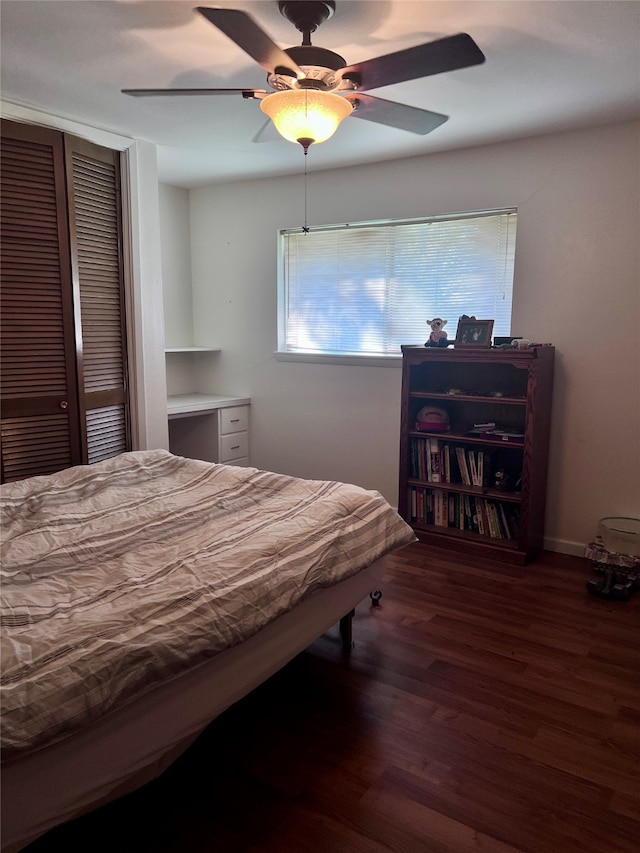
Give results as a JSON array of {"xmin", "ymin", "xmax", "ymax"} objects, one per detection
[{"xmin": 260, "ymin": 90, "xmax": 353, "ymax": 145}]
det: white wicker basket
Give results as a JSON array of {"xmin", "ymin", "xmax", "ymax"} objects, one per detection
[{"xmin": 598, "ymin": 517, "xmax": 640, "ymax": 557}]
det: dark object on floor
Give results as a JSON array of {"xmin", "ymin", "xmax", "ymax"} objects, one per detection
[
  {"xmin": 585, "ymin": 534, "xmax": 639, "ymax": 601},
  {"xmin": 586, "ymin": 568, "xmax": 638, "ymax": 600}
]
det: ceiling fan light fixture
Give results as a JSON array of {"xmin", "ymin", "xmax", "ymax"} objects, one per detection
[{"xmin": 260, "ymin": 89, "xmax": 352, "ymax": 146}]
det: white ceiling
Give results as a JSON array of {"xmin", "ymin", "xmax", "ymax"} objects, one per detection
[{"xmin": 2, "ymin": 1, "xmax": 639, "ymax": 188}]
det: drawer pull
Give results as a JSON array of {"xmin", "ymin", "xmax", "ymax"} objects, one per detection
[
  {"xmin": 230, "ymin": 418, "xmax": 240, "ymax": 423},
  {"xmin": 231, "ymin": 445, "xmax": 240, "ymax": 450}
]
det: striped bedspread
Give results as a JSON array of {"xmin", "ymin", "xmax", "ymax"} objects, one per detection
[{"xmin": 0, "ymin": 450, "xmax": 414, "ymax": 757}]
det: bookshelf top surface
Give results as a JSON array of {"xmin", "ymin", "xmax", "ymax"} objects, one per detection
[{"xmin": 401, "ymin": 344, "xmax": 554, "ymax": 363}]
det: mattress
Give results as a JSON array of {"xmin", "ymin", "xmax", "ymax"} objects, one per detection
[{"xmin": 1, "ymin": 449, "xmax": 415, "ymax": 758}]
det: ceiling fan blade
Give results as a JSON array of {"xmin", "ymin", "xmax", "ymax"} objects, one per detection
[
  {"xmin": 252, "ymin": 119, "xmax": 282, "ymax": 143},
  {"xmin": 122, "ymin": 88, "xmax": 266, "ymax": 98},
  {"xmin": 340, "ymin": 33, "xmax": 485, "ymax": 92},
  {"xmin": 343, "ymin": 93, "xmax": 448, "ymax": 135},
  {"xmin": 196, "ymin": 7, "xmax": 303, "ymax": 78}
]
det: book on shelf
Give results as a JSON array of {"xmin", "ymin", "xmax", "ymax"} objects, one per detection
[
  {"xmin": 464, "ymin": 494, "xmax": 473, "ymax": 531},
  {"xmin": 469, "ymin": 451, "xmax": 479, "ymax": 486},
  {"xmin": 448, "ymin": 494, "xmax": 456, "ymax": 527},
  {"xmin": 455, "ymin": 446, "xmax": 470, "ymax": 484},
  {"xmin": 429, "ymin": 438, "xmax": 441, "ymax": 482},
  {"xmin": 481, "ymin": 499, "xmax": 491, "ymax": 536},
  {"xmin": 478, "ymin": 499, "xmax": 489, "ymax": 536},
  {"xmin": 423, "ymin": 439, "xmax": 430, "ymax": 481},
  {"xmin": 497, "ymin": 502, "xmax": 512, "ymax": 538},
  {"xmin": 487, "ymin": 502, "xmax": 501, "ymax": 538}
]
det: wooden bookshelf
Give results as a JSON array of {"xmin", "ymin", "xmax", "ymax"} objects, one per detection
[{"xmin": 398, "ymin": 345, "xmax": 555, "ymax": 565}]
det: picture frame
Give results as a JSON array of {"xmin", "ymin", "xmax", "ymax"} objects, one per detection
[
  {"xmin": 493, "ymin": 336, "xmax": 522, "ymax": 347},
  {"xmin": 454, "ymin": 318, "xmax": 494, "ymax": 348}
]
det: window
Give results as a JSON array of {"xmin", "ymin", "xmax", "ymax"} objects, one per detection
[{"xmin": 278, "ymin": 209, "xmax": 517, "ymax": 360}]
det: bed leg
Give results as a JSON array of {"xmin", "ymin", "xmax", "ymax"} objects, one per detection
[
  {"xmin": 370, "ymin": 590, "xmax": 382, "ymax": 606},
  {"xmin": 340, "ymin": 609, "xmax": 355, "ymax": 651}
]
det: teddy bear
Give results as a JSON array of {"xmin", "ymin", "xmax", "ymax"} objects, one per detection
[{"xmin": 425, "ymin": 318, "xmax": 449, "ymax": 347}]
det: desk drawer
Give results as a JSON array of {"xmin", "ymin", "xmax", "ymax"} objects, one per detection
[
  {"xmin": 220, "ymin": 406, "xmax": 249, "ymax": 434},
  {"xmin": 220, "ymin": 432, "xmax": 248, "ymax": 462}
]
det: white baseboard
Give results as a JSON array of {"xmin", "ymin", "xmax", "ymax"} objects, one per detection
[{"xmin": 543, "ymin": 537, "xmax": 586, "ymax": 557}]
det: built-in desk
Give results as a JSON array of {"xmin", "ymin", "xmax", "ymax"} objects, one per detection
[{"xmin": 167, "ymin": 394, "xmax": 250, "ymax": 465}]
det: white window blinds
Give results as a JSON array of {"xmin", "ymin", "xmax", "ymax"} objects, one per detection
[{"xmin": 279, "ymin": 210, "xmax": 517, "ymax": 356}]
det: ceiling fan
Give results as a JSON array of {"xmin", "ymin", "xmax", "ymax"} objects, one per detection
[{"xmin": 122, "ymin": 2, "xmax": 485, "ymax": 148}]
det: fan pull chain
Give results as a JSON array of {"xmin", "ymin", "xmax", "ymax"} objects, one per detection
[{"xmin": 302, "ymin": 145, "xmax": 309, "ymax": 234}]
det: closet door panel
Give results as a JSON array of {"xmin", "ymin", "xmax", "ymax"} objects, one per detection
[
  {"xmin": 0, "ymin": 123, "xmax": 82, "ymax": 481},
  {"xmin": 65, "ymin": 136, "xmax": 131, "ymax": 462},
  {"xmin": 86, "ymin": 405, "xmax": 128, "ymax": 464},
  {"xmin": 1, "ymin": 414, "xmax": 74, "ymax": 481}
]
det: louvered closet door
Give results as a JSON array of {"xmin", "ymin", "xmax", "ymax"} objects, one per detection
[
  {"xmin": 65, "ymin": 137, "xmax": 131, "ymax": 463},
  {"xmin": 0, "ymin": 122, "xmax": 82, "ymax": 481}
]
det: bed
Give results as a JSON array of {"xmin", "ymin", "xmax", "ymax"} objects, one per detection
[{"xmin": 0, "ymin": 449, "xmax": 415, "ymax": 852}]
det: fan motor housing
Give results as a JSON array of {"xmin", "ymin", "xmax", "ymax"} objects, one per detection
[{"xmin": 269, "ymin": 45, "xmax": 352, "ymax": 92}]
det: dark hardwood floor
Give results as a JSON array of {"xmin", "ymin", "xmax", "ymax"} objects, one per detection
[{"xmin": 24, "ymin": 544, "xmax": 640, "ymax": 852}]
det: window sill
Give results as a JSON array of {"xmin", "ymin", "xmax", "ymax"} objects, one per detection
[{"xmin": 274, "ymin": 351, "xmax": 403, "ymax": 367}]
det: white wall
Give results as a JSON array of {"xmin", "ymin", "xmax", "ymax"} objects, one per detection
[
  {"xmin": 158, "ymin": 183, "xmax": 199, "ymax": 398},
  {"xmin": 162, "ymin": 120, "xmax": 639, "ymax": 555},
  {"xmin": 159, "ymin": 183, "xmax": 193, "ymax": 348}
]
